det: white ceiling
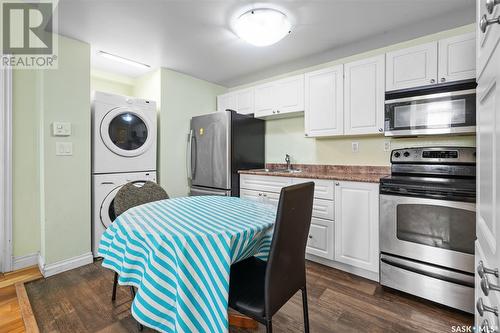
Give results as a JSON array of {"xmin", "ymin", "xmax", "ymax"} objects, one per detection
[{"xmin": 57, "ymin": 0, "xmax": 475, "ymax": 87}]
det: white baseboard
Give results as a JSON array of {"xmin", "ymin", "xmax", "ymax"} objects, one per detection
[
  {"xmin": 38, "ymin": 252, "xmax": 93, "ymax": 278},
  {"xmin": 12, "ymin": 252, "xmax": 39, "ymax": 271},
  {"xmin": 306, "ymin": 254, "xmax": 379, "ymax": 282}
]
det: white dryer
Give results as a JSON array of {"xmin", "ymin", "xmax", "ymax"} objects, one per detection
[
  {"xmin": 92, "ymin": 91, "xmax": 157, "ymax": 174},
  {"xmin": 92, "ymin": 171, "xmax": 157, "ymax": 257}
]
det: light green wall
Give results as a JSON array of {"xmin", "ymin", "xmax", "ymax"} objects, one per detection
[
  {"xmin": 231, "ymin": 24, "xmax": 477, "ymax": 166},
  {"xmin": 11, "ymin": 35, "xmax": 91, "ymax": 264},
  {"xmin": 161, "ymin": 69, "xmax": 226, "ymax": 197},
  {"xmin": 12, "ymin": 71, "xmax": 41, "ymax": 257},
  {"xmin": 267, "ymin": 117, "xmax": 475, "ymax": 165},
  {"xmin": 91, "ymin": 69, "xmax": 134, "ymax": 96},
  {"xmin": 39, "ymin": 36, "xmax": 91, "ymax": 264}
]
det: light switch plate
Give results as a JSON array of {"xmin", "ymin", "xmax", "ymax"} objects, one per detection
[
  {"xmin": 56, "ymin": 142, "xmax": 73, "ymax": 156},
  {"xmin": 52, "ymin": 122, "xmax": 71, "ymax": 136}
]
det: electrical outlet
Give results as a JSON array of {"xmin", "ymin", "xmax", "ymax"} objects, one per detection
[
  {"xmin": 352, "ymin": 142, "xmax": 359, "ymax": 153},
  {"xmin": 384, "ymin": 141, "xmax": 391, "ymax": 152}
]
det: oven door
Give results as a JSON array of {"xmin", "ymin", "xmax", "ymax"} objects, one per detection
[
  {"xmin": 384, "ymin": 89, "xmax": 476, "ymax": 136},
  {"xmin": 380, "ymin": 194, "xmax": 475, "ymax": 273}
]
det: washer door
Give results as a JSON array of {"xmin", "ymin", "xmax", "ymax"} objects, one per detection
[
  {"xmin": 100, "ymin": 186, "xmax": 121, "ymax": 229},
  {"xmin": 100, "ymin": 107, "xmax": 153, "ymax": 157}
]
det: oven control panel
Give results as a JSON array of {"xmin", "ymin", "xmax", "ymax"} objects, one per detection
[{"xmin": 391, "ymin": 147, "xmax": 476, "ymax": 164}]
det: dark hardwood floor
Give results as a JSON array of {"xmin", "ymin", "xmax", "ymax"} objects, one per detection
[{"xmin": 25, "ymin": 260, "xmax": 473, "ymax": 333}]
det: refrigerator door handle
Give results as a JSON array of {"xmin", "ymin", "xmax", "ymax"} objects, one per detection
[{"xmin": 186, "ymin": 129, "xmax": 193, "ymax": 180}]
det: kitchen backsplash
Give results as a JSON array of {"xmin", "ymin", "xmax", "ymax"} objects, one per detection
[{"xmin": 266, "ymin": 116, "xmax": 476, "ymax": 166}]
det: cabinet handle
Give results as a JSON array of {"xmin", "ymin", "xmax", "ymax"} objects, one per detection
[
  {"xmin": 378, "ymin": 128, "xmax": 383, "ymax": 132},
  {"xmin": 335, "ymin": 182, "xmax": 340, "ymax": 186},
  {"xmin": 258, "ymin": 193, "xmax": 262, "ymax": 196},
  {"xmin": 440, "ymin": 77, "xmax": 446, "ymax": 83},
  {"xmin": 305, "ymin": 133, "xmax": 309, "ymax": 137},
  {"xmin": 272, "ymin": 110, "xmax": 276, "ymax": 114},
  {"xmin": 481, "ymin": 319, "xmax": 497, "ymax": 333},
  {"xmin": 486, "ymin": 0, "xmax": 500, "ymax": 14},
  {"xmin": 480, "ymin": 14, "xmax": 500, "ymax": 33},
  {"xmin": 481, "ymin": 276, "xmax": 500, "ymax": 296},
  {"xmin": 277, "ymin": 110, "xmax": 280, "ymax": 114},
  {"xmin": 430, "ymin": 79, "xmax": 436, "ymax": 84},
  {"xmin": 263, "ymin": 193, "xmax": 267, "ymax": 197},
  {"xmin": 308, "ymin": 235, "xmax": 313, "ymax": 239},
  {"xmin": 477, "ymin": 298, "xmax": 499, "ymax": 317},
  {"xmin": 478, "ymin": 260, "xmax": 499, "ymax": 278}
]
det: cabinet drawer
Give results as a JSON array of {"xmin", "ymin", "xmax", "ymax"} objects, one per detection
[
  {"xmin": 312, "ymin": 198, "xmax": 334, "ymax": 220},
  {"xmin": 291, "ymin": 178, "xmax": 334, "ymax": 200},
  {"xmin": 306, "ymin": 217, "xmax": 334, "ymax": 260},
  {"xmin": 239, "ymin": 189, "xmax": 280, "ymax": 208},
  {"xmin": 240, "ymin": 174, "xmax": 291, "ymax": 193}
]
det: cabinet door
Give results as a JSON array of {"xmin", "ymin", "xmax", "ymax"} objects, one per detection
[
  {"xmin": 254, "ymin": 83, "xmax": 275, "ymax": 117},
  {"xmin": 438, "ymin": 32, "xmax": 476, "ymax": 83},
  {"xmin": 304, "ymin": 65, "xmax": 344, "ymax": 137},
  {"xmin": 236, "ymin": 88, "xmax": 255, "ymax": 115},
  {"xmin": 306, "ymin": 217, "xmax": 334, "ymax": 259},
  {"xmin": 386, "ymin": 42, "xmax": 438, "ymax": 91},
  {"xmin": 344, "ymin": 55, "xmax": 385, "ymax": 135},
  {"xmin": 335, "ymin": 181, "xmax": 379, "ymax": 272},
  {"xmin": 275, "ymin": 74, "xmax": 305, "ymax": 115},
  {"xmin": 475, "ymin": 0, "xmax": 500, "ymax": 326},
  {"xmin": 217, "ymin": 93, "xmax": 237, "ymax": 112}
]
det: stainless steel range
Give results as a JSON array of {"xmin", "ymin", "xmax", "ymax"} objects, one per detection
[{"xmin": 379, "ymin": 147, "xmax": 476, "ymax": 313}]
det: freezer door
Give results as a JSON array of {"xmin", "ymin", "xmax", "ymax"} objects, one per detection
[
  {"xmin": 190, "ymin": 112, "xmax": 231, "ymax": 189},
  {"xmin": 190, "ymin": 186, "xmax": 232, "ymax": 196}
]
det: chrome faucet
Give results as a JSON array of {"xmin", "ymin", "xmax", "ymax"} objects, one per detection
[{"xmin": 285, "ymin": 154, "xmax": 291, "ymax": 171}]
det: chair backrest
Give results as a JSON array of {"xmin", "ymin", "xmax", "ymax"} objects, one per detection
[
  {"xmin": 264, "ymin": 182, "xmax": 315, "ymax": 317},
  {"xmin": 113, "ymin": 181, "xmax": 169, "ymax": 217}
]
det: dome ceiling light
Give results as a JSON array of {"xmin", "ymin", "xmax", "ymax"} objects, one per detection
[{"xmin": 233, "ymin": 8, "xmax": 292, "ymax": 47}]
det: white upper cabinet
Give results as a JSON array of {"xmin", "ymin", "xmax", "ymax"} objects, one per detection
[
  {"xmin": 254, "ymin": 83, "xmax": 276, "ymax": 117},
  {"xmin": 217, "ymin": 93, "xmax": 237, "ymax": 112},
  {"xmin": 304, "ymin": 65, "xmax": 344, "ymax": 137},
  {"xmin": 235, "ymin": 89, "xmax": 255, "ymax": 114},
  {"xmin": 334, "ymin": 181, "xmax": 379, "ymax": 273},
  {"xmin": 217, "ymin": 88, "xmax": 254, "ymax": 115},
  {"xmin": 254, "ymin": 74, "xmax": 305, "ymax": 118},
  {"xmin": 344, "ymin": 55, "xmax": 385, "ymax": 135},
  {"xmin": 386, "ymin": 41, "xmax": 438, "ymax": 91},
  {"xmin": 438, "ymin": 32, "xmax": 476, "ymax": 83}
]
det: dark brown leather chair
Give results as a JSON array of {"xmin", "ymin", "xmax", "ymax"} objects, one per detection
[{"xmin": 229, "ymin": 182, "xmax": 315, "ymax": 333}]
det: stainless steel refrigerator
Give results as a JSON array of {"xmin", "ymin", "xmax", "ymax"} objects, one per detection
[{"xmin": 188, "ymin": 110, "xmax": 265, "ymax": 196}]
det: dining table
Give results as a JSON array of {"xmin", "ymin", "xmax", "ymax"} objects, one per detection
[{"xmin": 98, "ymin": 195, "xmax": 277, "ymax": 333}]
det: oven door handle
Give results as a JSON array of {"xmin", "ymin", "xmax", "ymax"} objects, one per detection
[{"xmin": 380, "ymin": 254, "xmax": 474, "ymax": 287}]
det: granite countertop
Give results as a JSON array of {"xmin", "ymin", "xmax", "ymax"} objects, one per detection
[{"xmin": 238, "ymin": 164, "xmax": 390, "ymax": 183}]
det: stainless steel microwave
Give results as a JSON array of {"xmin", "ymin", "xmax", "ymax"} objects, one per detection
[{"xmin": 384, "ymin": 88, "xmax": 476, "ymax": 137}]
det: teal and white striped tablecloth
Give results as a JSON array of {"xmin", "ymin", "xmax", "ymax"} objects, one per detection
[{"xmin": 98, "ymin": 195, "xmax": 276, "ymax": 333}]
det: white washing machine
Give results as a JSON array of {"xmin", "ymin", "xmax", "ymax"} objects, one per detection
[
  {"xmin": 92, "ymin": 91, "xmax": 157, "ymax": 174},
  {"xmin": 92, "ymin": 171, "xmax": 157, "ymax": 257}
]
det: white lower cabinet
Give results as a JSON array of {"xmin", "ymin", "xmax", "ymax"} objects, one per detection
[
  {"xmin": 307, "ymin": 217, "xmax": 334, "ymax": 259},
  {"xmin": 334, "ymin": 181, "xmax": 379, "ymax": 273},
  {"xmin": 239, "ymin": 174, "xmax": 380, "ymax": 277}
]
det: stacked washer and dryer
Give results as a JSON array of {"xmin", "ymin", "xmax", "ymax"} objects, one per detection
[{"xmin": 91, "ymin": 91, "xmax": 158, "ymax": 257}]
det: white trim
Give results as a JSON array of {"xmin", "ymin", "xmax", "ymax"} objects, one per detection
[
  {"xmin": 306, "ymin": 254, "xmax": 379, "ymax": 282},
  {"xmin": 12, "ymin": 253, "xmax": 39, "ymax": 271},
  {"xmin": 38, "ymin": 252, "xmax": 93, "ymax": 278},
  {"xmin": 0, "ymin": 66, "xmax": 13, "ymax": 273}
]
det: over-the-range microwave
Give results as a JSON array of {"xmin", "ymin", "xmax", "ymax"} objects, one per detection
[{"xmin": 384, "ymin": 81, "xmax": 476, "ymax": 137}]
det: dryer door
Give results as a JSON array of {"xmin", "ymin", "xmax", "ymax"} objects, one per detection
[
  {"xmin": 100, "ymin": 107, "xmax": 154, "ymax": 157},
  {"xmin": 100, "ymin": 185, "xmax": 121, "ymax": 229}
]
